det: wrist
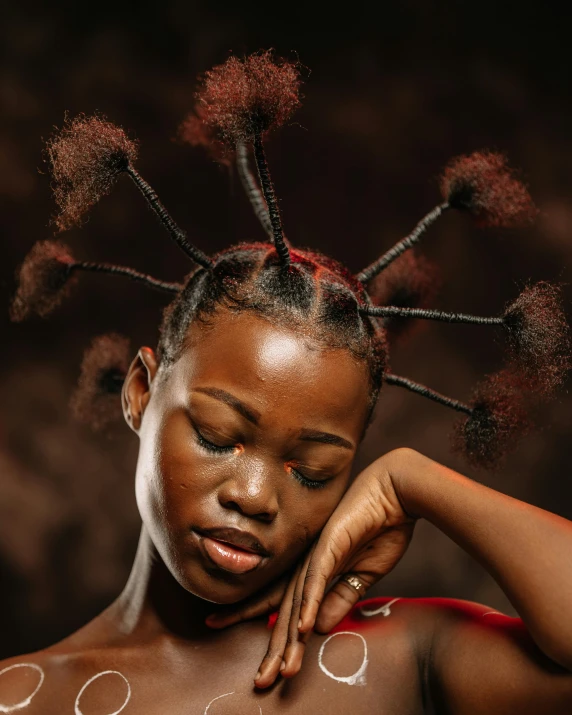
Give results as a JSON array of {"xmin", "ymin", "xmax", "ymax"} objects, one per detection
[{"xmin": 384, "ymin": 447, "xmax": 447, "ymax": 521}]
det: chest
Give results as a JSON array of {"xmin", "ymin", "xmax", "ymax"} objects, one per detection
[{"xmin": 29, "ymin": 632, "xmax": 424, "ymax": 715}]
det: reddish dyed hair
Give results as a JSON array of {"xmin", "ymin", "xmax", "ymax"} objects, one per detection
[
  {"xmin": 10, "ymin": 51, "xmax": 570, "ymax": 470},
  {"xmin": 440, "ymin": 151, "xmax": 538, "ymax": 228},
  {"xmin": 47, "ymin": 114, "xmax": 138, "ymax": 231},
  {"xmin": 195, "ymin": 50, "xmax": 302, "ymax": 146},
  {"xmin": 453, "ymin": 370, "xmax": 531, "ymax": 468},
  {"xmin": 10, "ymin": 240, "xmax": 76, "ymax": 321}
]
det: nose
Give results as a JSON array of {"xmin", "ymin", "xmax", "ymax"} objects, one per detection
[{"xmin": 217, "ymin": 461, "xmax": 279, "ymax": 523}]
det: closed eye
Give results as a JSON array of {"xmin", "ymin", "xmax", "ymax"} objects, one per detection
[
  {"xmin": 288, "ymin": 465, "xmax": 332, "ymax": 490},
  {"xmin": 194, "ymin": 426, "xmax": 237, "ymax": 454}
]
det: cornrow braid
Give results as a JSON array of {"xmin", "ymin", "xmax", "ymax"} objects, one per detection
[
  {"xmin": 72, "ymin": 262, "xmax": 181, "ymax": 294},
  {"xmin": 9, "ymin": 240, "xmax": 180, "ymax": 322},
  {"xmin": 195, "ymin": 51, "xmax": 302, "ymax": 267},
  {"xmin": 357, "ymin": 150, "xmax": 537, "ymax": 284},
  {"xmin": 46, "ymin": 113, "xmax": 212, "ymax": 268},
  {"xmin": 235, "ymin": 142, "xmax": 273, "ymax": 237},
  {"xmin": 361, "ymin": 282, "xmax": 570, "ymax": 393},
  {"xmin": 384, "ymin": 373, "xmax": 472, "ymax": 415},
  {"xmin": 357, "ymin": 203, "xmax": 449, "ymax": 283},
  {"xmin": 11, "ymin": 50, "xmax": 570, "ymax": 471},
  {"xmin": 178, "ymin": 104, "xmax": 273, "ymax": 238}
]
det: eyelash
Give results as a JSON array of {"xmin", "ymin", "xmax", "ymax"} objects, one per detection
[
  {"xmin": 194, "ymin": 428, "xmax": 330, "ymax": 490},
  {"xmin": 195, "ymin": 430, "xmax": 236, "ymax": 454},
  {"xmin": 290, "ymin": 468, "xmax": 329, "ymax": 490}
]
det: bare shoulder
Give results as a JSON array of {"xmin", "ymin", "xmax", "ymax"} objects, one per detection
[
  {"xmin": 343, "ymin": 594, "xmax": 507, "ymax": 632},
  {"xmin": 348, "ymin": 594, "xmax": 519, "ymax": 634},
  {"xmin": 0, "ymin": 639, "xmax": 131, "ymax": 715},
  {"xmin": 0, "ymin": 648, "xmax": 65, "ymax": 714},
  {"xmin": 374, "ymin": 597, "xmax": 572, "ymax": 715}
]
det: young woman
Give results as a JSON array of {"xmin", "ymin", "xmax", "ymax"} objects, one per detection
[{"xmin": 1, "ymin": 52, "xmax": 571, "ymax": 714}]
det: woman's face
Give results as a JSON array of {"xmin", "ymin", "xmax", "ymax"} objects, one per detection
[{"xmin": 126, "ymin": 309, "xmax": 371, "ymax": 604}]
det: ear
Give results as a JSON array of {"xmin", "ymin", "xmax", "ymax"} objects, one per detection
[{"xmin": 122, "ymin": 347, "xmax": 158, "ymax": 433}]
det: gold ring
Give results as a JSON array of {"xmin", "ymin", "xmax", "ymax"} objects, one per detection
[{"xmin": 340, "ymin": 573, "xmax": 368, "ymax": 596}]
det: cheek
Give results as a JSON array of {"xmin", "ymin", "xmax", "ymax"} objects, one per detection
[
  {"xmin": 275, "ymin": 483, "xmax": 348, "ymax": 555},
  {"xmin": 135, "ymin": 409, "xmax": 203, "ymax": 539}
]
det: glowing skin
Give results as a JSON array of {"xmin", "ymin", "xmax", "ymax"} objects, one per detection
[
  {"xmin": 360, "ymin": 598, "xmax": 401, "ymax": 618},
  {"xmin": 3, "ymin": 309, "xmax": 572, "ymax": 714},
  {"xmin": 74, "ymin": 671, "xmax": 131, "ymax": 715},
  {"xmin": 203, "ymin": 692, "xmax": 262, "ymax": 714},
  {"xmin": 0, "ymin": 663, "xmax": 44, "ymax": 713},
  {"xmin": 318, "ymin": 632, "xmax": 368, "ymax": 686},
  {"xmin": 130, "ymin": 310, "xmax": 371, "ymax": 606}
]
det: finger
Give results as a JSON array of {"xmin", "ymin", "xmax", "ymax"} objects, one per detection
[
  {"xmin": 281, "ymin": 547, "xmax": 316, "ymax": 678},
  {"xmin": 205, "ymin": 576, "xmax": 287, "ymax": 629},
  {"xmin": 298, "ymin": 535, "xmax": 342, "ymax": 634},
  {"xmin": 314, "ymin": 573, "xmax": 374, "ymax": 634},
  {"xmin": 254, "ymin": 561, "xmax": 303, "ymax": 689}
]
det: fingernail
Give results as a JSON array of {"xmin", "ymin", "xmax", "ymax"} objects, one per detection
[
  {"xmin": 298, "ymin": 618, "xmax": 302, "ymax": 630},
  {"xmin": 280, "ymin": 661, "xmax": 286, "ymax": 671},
  {"xmin": 255, "ymin": 670, "xmax": 261, "ymax": 680}
]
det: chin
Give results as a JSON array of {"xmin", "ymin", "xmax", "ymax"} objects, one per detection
[{"xmin": 170, "ymin": 558, "xmax": 262, "ymax": 605}]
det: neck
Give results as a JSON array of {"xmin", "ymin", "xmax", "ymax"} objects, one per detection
[{"xmin": 107, "ymin": 526, "xmax": 231, "ymax": 642}]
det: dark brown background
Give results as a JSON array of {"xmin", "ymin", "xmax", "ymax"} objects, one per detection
[{"xmin": 1, "ymin": 0, "xmax": 571, "ymax": 658}]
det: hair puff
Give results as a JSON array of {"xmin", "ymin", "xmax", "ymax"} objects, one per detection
[
  {"xmin": 366, "ymin": 251, "xmax": 441, "ymax": 341},
  {"xmin": 70, "ymin": 333, "xmax": 131, "ymax": 431},
  {"xmin": 10, "ymin": 240, "xmax": 76, "ymax": 321},
  {"xmin": 195, "ymin": 50, "xmax": 302, "ymax": 146},
  {"xmin": 178, "ymin": 103, "xmax": 231, "ymax": 165},
  {"xmin": 440, "ymin": 151, "xmax": 537, "ymax": 228},
  {"xmin": 47, "ymin": 113, "xmax": 139, "ymax": 231},
  {"xmin": 452, "ymin": 369, "xmax": 531, "ymax": 468},
  {"xmin": 503, "ymin": 282, "xmax": 571, "ymax": 393}
]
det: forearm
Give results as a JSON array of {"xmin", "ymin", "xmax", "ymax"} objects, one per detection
[{"xmin": 389, "ymin": 448, "xmax": 572, "ymax": 670}]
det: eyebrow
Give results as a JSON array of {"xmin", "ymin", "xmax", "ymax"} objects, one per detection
[
  {"xmin": 192, "ymin": 387, "xmax": 354, "ymax": 450},
  {"xmin": 298, "ymin": 429, "xmax": 354, "ymax": 451},
  {"xmin": 192, "ymin": 387, "xmax": 261, "ymax": 425}
]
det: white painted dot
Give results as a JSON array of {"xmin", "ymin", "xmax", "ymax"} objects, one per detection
[
  {"xmin": 74, "ymin": 671, "xmax": 130, "ymax": 715},
  {"xmin": 0, "ymin": 663, "xmax": 44, "ymax": 713},
  {"xmin": 204, "ymin": 691, "xmax": 262, "ymax": 714},
  {"xmin": 318, "ymin": 631, "xmax": 368, "ymax": 686},
  {"xmin": 360, "ymin": 597, "xmax": 401, "ymax": 618}
]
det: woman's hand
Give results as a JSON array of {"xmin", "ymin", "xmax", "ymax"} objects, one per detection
[{"xmin": 207, "ymin": 448, "xmax": 417, "ymax": 688}]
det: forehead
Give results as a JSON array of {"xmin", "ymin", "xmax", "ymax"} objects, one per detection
[{"xmin": 167, "ymin": 310, "xmax": 371, "ymax": 433}]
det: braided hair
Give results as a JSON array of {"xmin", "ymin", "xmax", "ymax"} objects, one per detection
[{"xmin": 10, "ymin": 50, "xmax": 570, "ymax": 468}]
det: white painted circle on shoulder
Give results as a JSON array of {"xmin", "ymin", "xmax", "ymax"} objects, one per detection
[
  {"xmin": 204, "ymin": 691, "xmax": 262, "ymax": 714},
  {"xmin": 0, "ymin": 663, "xmax": 45, "ymax": 713},
  {"xmin": 318, "ymin": 631, "xmax": 368, "ymax": 686},
  {"xmin": 74, "ymin": 670, "xmax": 131, "ymax": 715}
]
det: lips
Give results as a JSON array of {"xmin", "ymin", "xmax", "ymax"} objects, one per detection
[{"xmin": 193, "ymin": 526, "xmax": 271, "ymax": 575}]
